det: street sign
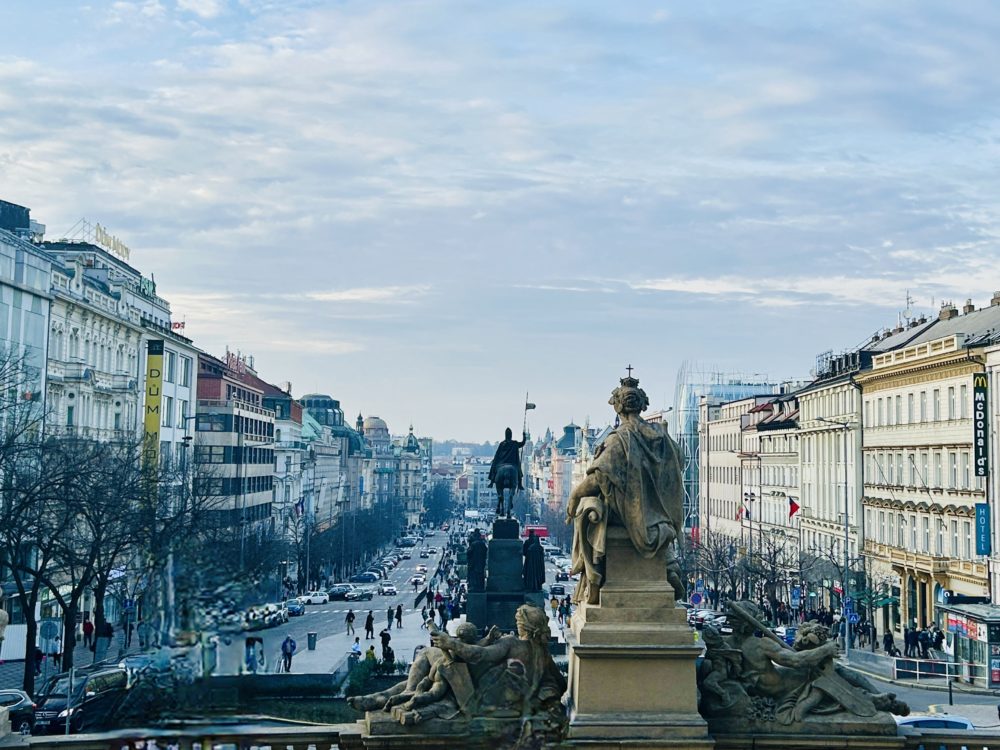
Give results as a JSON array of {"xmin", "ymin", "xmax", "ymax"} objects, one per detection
[
  {"xmin": 39, "ymin": 621, "xmax": 58, "ymax": 639},
  {"xmin": 849, "ymin": 613, "xmax": 860, "ymax": 625},
  {"xmin": 976, "ymin": 503, "xmax": 992, "ymax": 556},
  {"xmin": 690, "ymin": 592, "xmax": 703, "ymax": 606},
  {"xmin": 843, "ymin": 596, "xmax": 853, "ymax": 607},
  {"xmin": 791, "ymin": 586, "xmax": 801, "ymax": 609},
  {"xmin": 695, "ymin": 578, "xmax": 705, "ymax": 594}
]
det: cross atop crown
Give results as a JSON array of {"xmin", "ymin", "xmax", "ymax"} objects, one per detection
[{"xmin": 620, "ymin": 364, "xmax": 639, "ymax": 388}]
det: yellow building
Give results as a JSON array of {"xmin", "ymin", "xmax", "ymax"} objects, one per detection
[{"xmin": 858, "ymin": 318, "xmax": 989, "ymax": 637}]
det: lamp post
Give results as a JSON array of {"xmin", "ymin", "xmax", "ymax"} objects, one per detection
[{"xmin": 817, "ymin": 416, "xmax": 856, "ymax": 663}]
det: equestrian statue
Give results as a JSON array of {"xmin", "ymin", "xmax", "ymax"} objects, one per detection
[{"xmin": 488, "ymin": 427, "xmax": 526, "ymax": 518}]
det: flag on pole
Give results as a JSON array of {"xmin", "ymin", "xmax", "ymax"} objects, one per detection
[
  {"xmin": 736, "ymin": 504, "xmax": 745, "ymax": 521},
  {"xmin": 788, "ymin": 495, "xmax": 801, "ymax": 518},
  {"xmin": 525, "ymin": 402, "xmax": 536, "ymax": 410}
]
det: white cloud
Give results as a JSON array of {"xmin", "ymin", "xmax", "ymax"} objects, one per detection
[{"xmin": 176, "ymin": 0, "xmax": 225, "ymax": 18}]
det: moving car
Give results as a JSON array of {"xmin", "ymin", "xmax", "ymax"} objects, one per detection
[
  {"xmin": 419, "ymin": 550, "xmax": 430, "ymax": 559},
  {"xmin": 299, "ymin": 591, "xmax": 329, "ymax": 605},
  {"xmin": 555, "ymin": 571, "xmax": 569, "ymax": 582},
  {"xmin": 416, "ymin": 564, "xmax": 428, "ymax": 574},
  {"xmin": 548, "ymin": 584, "xmax": 567, "ymax": 597},
  {"xmin": 328, "ymin": 584, "xmax": 355, "ymax": 600},
  {"xmin": 410, "ymin": 574, "xmax": 427, "ymax": 586},
  {"xmin": 427, "ymin": 547, "xmax": 438, "ymax": 554},
  {"xmin": 346, "ymin": 586, "xmax": 375, "ymax": 601},
  {"xmin": 286, "ymin": 599, "xmax": 305, "ymax": 616},
  {"xmin": 895, "ymin": 714, "xmax": 974, "ymax": 730},
  {"xmin": 401, "ymin": 550, "xmax": 412, "ymax": 559},
  {"xmin": 33, "ymin": 668, "xmax": 128, "ymax": 734},
  {"xmin": 350, "ymin": 572, "xmax": 379, "ymax": 584},
  {"xmin": 0, "ymin": 689, "xmax": 35, "ymax": 735},
  {"xmin": 378, "ymin": 583, "xmax": 398, "ymax": 596}
]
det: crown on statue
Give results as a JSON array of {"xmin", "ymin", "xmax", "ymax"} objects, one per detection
[{"xmin": 620, "ymin": 365, "xmax": 639, "ymax": 388}]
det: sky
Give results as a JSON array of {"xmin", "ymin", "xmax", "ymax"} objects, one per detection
[{"xmin": 2, "ymin": 1, "xmax": 1000, "ymax": 442}]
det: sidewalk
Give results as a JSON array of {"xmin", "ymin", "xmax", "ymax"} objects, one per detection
[
  {"xmin": 844, "ymin": 647, "xmax": 999, "ymax": 697},
  {"xmin": 0, "ymin": 634, "xmax": 141, "ymax": 692}
]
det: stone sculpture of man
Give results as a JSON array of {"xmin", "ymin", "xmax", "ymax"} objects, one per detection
[
  {"xmin": 489, "ymin": 427, "xmax": 526, "ymax": 490},
  {"xmin": 467, "ymin": 529, "xmax": 488, "ymax": 593},
  {"xmin": 522, "ymin": 530, "xmax": 545, "ymax": 592},
  {"xmin": 565, "ymin": 371, "xmax": 684, "ymax": 604}
]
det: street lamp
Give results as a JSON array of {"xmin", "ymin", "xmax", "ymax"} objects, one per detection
[{"xmin": 817, "ymin": 416, "xmax": 857, "ymax": 663}]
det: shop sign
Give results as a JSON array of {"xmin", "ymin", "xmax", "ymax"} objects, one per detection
[
  {"xmin": 973, "ymin": 373, "xmax": 989, "ymax": 476},
  {"xmin": 990, "ymin": 644, "xmax": 1000, "ymax": 688},
  {"xmin": 143, "ymin": 340, "xmax": 164, "ymax": 472}
]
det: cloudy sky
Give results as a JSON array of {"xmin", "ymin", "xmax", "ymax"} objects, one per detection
[{"xmin": 3, "ymin": 1, "xmax": 999, "ymax": 441}]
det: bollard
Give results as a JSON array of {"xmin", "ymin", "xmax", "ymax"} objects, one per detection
[{"xmin": 307, "ymin": 632, "xmax": 317, "ymax": 651}]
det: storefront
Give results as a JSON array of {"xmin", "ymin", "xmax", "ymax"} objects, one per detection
[{"xmin": 935, "ymin": 603, "xmax": 1000, "ymax": 688}]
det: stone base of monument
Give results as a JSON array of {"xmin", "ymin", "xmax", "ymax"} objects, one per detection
[{"xmin": 566, "ymin": 526, "xmax": 712, "ymax": 750}]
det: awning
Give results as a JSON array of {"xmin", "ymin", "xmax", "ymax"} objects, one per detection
[{"xmin": 874, "ymin": 596, "xmax": 899, "ymax": 608}]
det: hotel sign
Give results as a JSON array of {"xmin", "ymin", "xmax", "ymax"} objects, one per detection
[
  {"xmin": 973, "ymin": 374, "xmax": 989, "ymax": 477},
  {"xmin": 976, "ymin": 503, "xmax": 992, "ymax": 557},
  {"xmin": 94, "ymin": 223, "xmax": 132, "ymax": 261},
  {"xmin": 143, "ymin": 340, "xmax": 164, "ymax": 472}
]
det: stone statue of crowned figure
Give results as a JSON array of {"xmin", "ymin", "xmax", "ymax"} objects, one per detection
[{"xmin": 565, "ymin": 370, "xmax": 686, "ymax": 604}]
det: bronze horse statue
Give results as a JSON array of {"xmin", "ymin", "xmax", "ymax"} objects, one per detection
[{"xmin": 493, "ymin": 463, "xmax": 519, "ymax": 518}]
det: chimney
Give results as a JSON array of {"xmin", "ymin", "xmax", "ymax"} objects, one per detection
[
  {"xmin": 939, "ymin": 302, "xmax": 958, "ymax": 320},
  {"xmin": 963, "ymin": 298, "xmax": 975, "ymax": 314},
  {"xmin": 992, "ymin": 291, "xmax": 1000, "ymax": 307}
]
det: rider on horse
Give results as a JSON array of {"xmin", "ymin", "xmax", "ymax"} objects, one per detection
[{"xmin": 489, "ymin": 428, "xmax": 526, "ymax": 516}]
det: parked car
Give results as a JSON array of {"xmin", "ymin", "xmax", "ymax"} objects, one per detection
[
  {"xmin": 286, "ymin": 599, "xmax": 305, "ymax": 616},
  {"xmin": 379, "ymin": 583, "xmax": 398, "ymax": 596},
  {"xmin": 555, "ymin": 570, "xmax": 569, "ymax": 582},
  {"xmin": 895, "ymin": 714, "xmax": 974, "ymax": 730},
  {"xmin": 33, "ymin": 668, "xmax": 128, "ymax": 734},
  {"xmin": 350, "ymin": 572, "xmax": 379, "ymax": 584},
  {"xmin": 427, "ymin": 547, "xmax": 438, "ymax": 554},
  {"xmin": 328, "ymin": 584, "xmax": 355, "ymax": 600},
  {"xmin": 346, "ymin": 586, "xmax": 375, "ymax": 601},
  {"xmin": 774, "ymin": 625, "xmax": 797, "ymax": 646},
  {"xmin": 299, "ymin": 591, "xmax": 329, "ymax": 605},
  {"xmin": 401, "ymin": 550, "xmax": 412, "ymax": 559},
  {"xmin": 0, "ymin": 689, "xmax": 36, "ymax": 734}
]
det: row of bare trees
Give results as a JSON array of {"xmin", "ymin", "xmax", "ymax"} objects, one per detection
[{"xmin": 0, "ymin": 347, "xmax": 270, "ymax": 694}]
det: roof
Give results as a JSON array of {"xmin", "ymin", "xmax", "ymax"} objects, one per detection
[
  {"xmin": 936, "ymin": 602, "xmax": 1000, "ymax": 622},
  {"xmin": 905, "ymin": 304, "xmax": 1000, "ymax": 349}
]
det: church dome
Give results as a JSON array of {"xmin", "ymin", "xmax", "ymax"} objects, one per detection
[{"xmin": 363, "ymin": 415, "xmax": 389, "ymax": 432}]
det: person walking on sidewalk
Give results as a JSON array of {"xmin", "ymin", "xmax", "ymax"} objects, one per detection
[
  {"xmin": 82, "ymin": 616, "xmax": 94, "ymax": 648},
  {"xmin": 346, "ymin": 609, "xmax": 356, "ymax": 635},
  {"xmin": 395, "ymin": 604, "xmax": 403, "ymax": 628},
  {"xmin": 379, "ymin": 628, "xmax": 392, "ymax": 661},
  {"xmin": 387, "ymin": 607, "xmax": 394, "ymax": 630},
  {"xmin": 281, "ymin": 634, "xmax": 297, "ymax": 673},
  {"xmin": 420, "ymin": 606, "xmax": 428, "ymax": 628},
  {"xmin": 365, "ymin": 610, "xmax": 375, "ymax": 639}
]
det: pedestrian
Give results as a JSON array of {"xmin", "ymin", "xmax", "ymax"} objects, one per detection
[
  {"xmin": 281, "ymin": 634, "xmax": 296, "ymax": 673},
  {"xmin": 437, "ymin": 602, "xmax": 447, "ymax": 627},
  {"xmin": 379, "ymin": 628, "xmax": 392, "ymax": 660},
  {"xmin": 550, "ymin": 596, "xmax": 559, "ymax": 620},
  {"xmin": 918, "ymin": 628, "xmax": 930, "ymax": 659},
  {"xmin": 365, "ymin": 645, "xmax": 376, "ymax": 662},
  {"xmin": 34, "ymin": 647, "xmax": 43, "ymax": 676},
  {"xmin": 350, "ymin": 636, "xmax": 362, "ymax": 661},
  {"xmin": 365, "ymin": 610, "xmax": 375, "ymax": 640},
  {"xmin": 395, "ymin": 604, "xmax": 403, "ymax": 628},
  {"xmin": 871, "ymin": 622, "xmax": 878, "ymax": 651},
  {"xmin": 420, "ymin": 606, "xmax": 428, "ymax": 628},
  {"xmin": 136, "ymin": 618, "xmax": 149, "ymax": 650},
  {"xmin": 387, "ymin": 607, "xmax": 394, "ymax": 631},
  {"xmin": 82, "ymin": 616, "xmax": 94, "ymax": 648},
  {"xmin": 345, "ymin": 608, "xmax": 356, "ymax": 635},
  {"xmin": 125, "ymin": 620, "xmax": 134, "ymax": 648}
]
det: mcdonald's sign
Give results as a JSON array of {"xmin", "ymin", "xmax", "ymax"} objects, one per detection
[{"xmin": 973, "ymin": 373, "xmax": 989, "ymax": 477}]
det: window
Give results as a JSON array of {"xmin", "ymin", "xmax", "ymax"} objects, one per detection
[
  {"xmin": 951, "ymin": 520, "xmax": 958, "ymax": 556},
  {"xmin": 879, "ymin": 511, "xmax": 886, "ymax": 542},
  {"xmin": 877, "ymin": 398, "xmax": 884, "ymax": 426},
  {"xmin": 114, "ymin": 411, "xmax": 121, "ymax": 430},
  {"xmin": 179, "ymin": 399, "xmax": 189, "ymax": 426},
  {"xmin": 164, "ymin": 351, "xmax": 176, "ymax": 383},
  {"xmin": 162, "ymin": 395, "xmax": 174, "ymax": 427},
  {"xmin": 960, "ymin": 384, "xmax": 969, "ymax": 418},
  {"xmin": 921, "ymin": 453, "xmax": 929, "ymax": 487},
  {"xmin": 195, "ymin": 445, "xmax": 226, "ymax": 463},
  {"xmin": 949, "ymin": 452, "xmax": 957, "ymax": 489},
  {"xmin": 961, "ymin": 452, "xmax": 970, "ymax": 489},
  {"xmin": 895, "ymin": 395, "xmax": 902, "ymax": 424},
  {"xmin": 907, "ymin": 393, "xmax": 914, "ymax": 423},
  {"xmin": 936, "ymin": 519, "xmax": 943, "ymax": 555},
  {"xmin": 933, "ymin": 389, "xmax": 941, "ymax": 420},
  {"xmin": 897, "ymin": 514, "xmax": 904, "ymax": 547},
  {"xmin": 180, "ymin": 356, "xmax": 191, "ymax": 387},
  {"xmin": 910, "ymin": 514, "xmax": 917, "ymax": 549},
  {"xmin": 948, "ymin": 387, "xmax": 956, "ymax": 420},
  {"xmin": 197, "ymin": 414, "xmax": 227, "ymax": 431},
  {"xmin": 66, "ymin": 405, "xmax": 74, "ymax": 427},
  {"xmin": 934, "ymin": 452, "xmax": 942, "ymax": 487},
  {"xmin": 964, "ymin": 521, "xmax": 972, "ymax": 559},
  {"xmin": 920, "ymin": 391, "xmax": 927, "ymax": 421},
  {"xmin": 909, "ymin": 455, "xmax": 916, "ymax": 486},
  {"xmin": 921, "ymin": 516, "xmax": 929, "ymax": 553}
]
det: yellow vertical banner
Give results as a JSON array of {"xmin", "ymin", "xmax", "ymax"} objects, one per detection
[{"xmin": 144, "ymin": 340, "xmax": 164, "ymax": 472}]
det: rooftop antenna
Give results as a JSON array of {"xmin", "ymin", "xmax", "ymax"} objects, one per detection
[{"xmin": 902, "ymin": 289, "xmax": 913, "ymax": 324}]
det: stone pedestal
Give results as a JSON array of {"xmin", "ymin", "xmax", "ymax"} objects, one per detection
[{"xmin": 566, "ymin": 526, "xmax": 712, "ymax": 749}]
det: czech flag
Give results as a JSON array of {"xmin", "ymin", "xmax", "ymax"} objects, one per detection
[{"xmin": 788, "ymin": 495, "xmax": 800, "ymax": 518}]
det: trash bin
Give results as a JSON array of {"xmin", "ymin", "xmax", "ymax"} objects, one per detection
[{"xmin": 307, "ymin": 632, "xmax": 317, "ymax": 651}]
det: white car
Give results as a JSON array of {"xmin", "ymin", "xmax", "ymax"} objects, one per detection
[
  {"xmin": 299, "ymin": 590, "xmax": 329, "ymax": 605},
  {"xmin": 416, "ymin": 564, "xmax": 428, "ymax": 573},
  {"xmin": 410, "ymin": 574, "xmax": 426, "ymax": 586},
  {"xmin": 379, "ymin": 583, "xmax": 398, "ymax": 596},
  {"xmin": 895, "ymin": 714, "xmax": 973, "ymax": 730}
]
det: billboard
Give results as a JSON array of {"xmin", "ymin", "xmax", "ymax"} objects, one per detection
[{"xmin": 143, "ymin": 340, "xmax": 164, "ymax": 472}]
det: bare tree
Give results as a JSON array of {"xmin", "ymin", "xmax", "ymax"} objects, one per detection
[{"xmin": 697, "ymin": 532, "xmax": 739, "ymax": 607}]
